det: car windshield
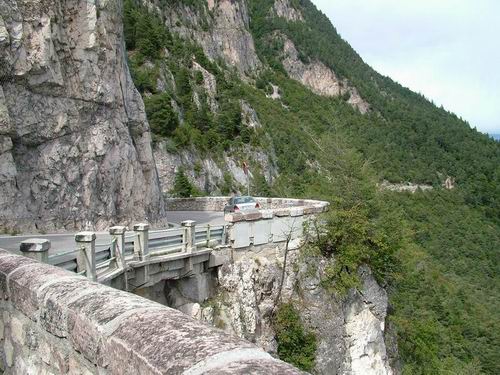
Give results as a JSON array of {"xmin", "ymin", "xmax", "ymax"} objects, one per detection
[{"xmin": 234, "ymin": 196, "xmax": 255, "ymax": 204}]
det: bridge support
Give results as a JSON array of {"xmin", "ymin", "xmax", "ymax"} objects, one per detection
[
  {"xmin": 20, "ymin": 238, "xmax": 50, "ymax": 263},
  {"xmin": 75, "ymin": 231, "xmax": 97, "ymax": 281}
]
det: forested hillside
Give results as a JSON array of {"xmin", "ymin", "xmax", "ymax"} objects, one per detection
[{"xmin": 123, "ymin": 0, "xmax": 499, "ymax": 373}]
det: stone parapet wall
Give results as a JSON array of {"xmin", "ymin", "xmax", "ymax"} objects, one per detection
[
  {"xmin": 0, "ymin": 249, "xmax": 301, "ymax": 374},
  {"xmin": 166, "ymin": 196, "xmax": 329, "ymax": 216},
  {"xmin": 166, "ymin": 197, "xmax": 230, "ymax": 212}
]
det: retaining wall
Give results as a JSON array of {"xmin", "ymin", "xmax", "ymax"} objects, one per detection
[{"xmin": 0, "ymin": 249, "xmax": 301, "ymax": 374}]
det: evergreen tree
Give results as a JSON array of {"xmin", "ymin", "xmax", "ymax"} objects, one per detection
[{"xmin": 172, "ymin": 169, "xmax": 193, "ymax": 198}]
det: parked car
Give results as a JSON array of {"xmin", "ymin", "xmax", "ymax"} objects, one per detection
[{"xmin": 224, "ymin": 196, "xmax": 260, "ymax": 214}]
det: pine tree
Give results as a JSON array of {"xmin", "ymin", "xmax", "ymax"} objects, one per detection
[{"xmin": 173, "ymin": 169, "xmax": 193, "ymax": 198}]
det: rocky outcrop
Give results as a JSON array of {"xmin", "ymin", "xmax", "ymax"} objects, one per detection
[
  {"xmin": 241, "ymin": 100, "xmax": 261, "ymax": 129},
  {"xmin": 202, "ymin": 246, "xmax": 394, "ymax": 374},
  {"xmin": 344, "ymin": 267, "xmax": 393, "ymax": 375},
  {"xmin": 273, "ymin": 0, "xmax": 304, "ymax": 22},
  {"xmin": 162, "ymin": 0, "xmax": 261, "ymax": 74},
  {"xmin": 193, "ymin": 61, "xmax": 219, "ymax": 113},
  {"xmin": 379, "ymin": 181, "xmax": 433, "ymax": 193},
  {"xmin": 0, "ymin": 0, "xmax": 164, "ymax": 231},
  {"xmin": 281, "ymin": 38, "xmax": 370, "ymax": 114}
]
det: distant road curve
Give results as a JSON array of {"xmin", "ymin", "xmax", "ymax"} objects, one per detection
[{"xmin": 0, "ymin": 211, "xmax": 225, "ymax": 255}]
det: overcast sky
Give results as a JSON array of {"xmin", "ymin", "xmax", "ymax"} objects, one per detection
[{"xmin": 311, "ymin": 0, "xmax": 500, "ymax": 134}]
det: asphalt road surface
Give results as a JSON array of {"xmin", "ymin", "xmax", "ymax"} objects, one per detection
[{"xmin": 0, "ymin": 211, "xmax": 226, "ymax": 255}]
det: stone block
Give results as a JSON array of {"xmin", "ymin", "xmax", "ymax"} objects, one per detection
[
  {"xmin": 201, "ymin": 358, "xmax": 303, "ymax": 374},
  {"xmin": 103, "ymin": 308, "xmax": 256, "ymax": 374},
  {"xmin": 8, "ymin": 262, "xmax": 70, "ymax": 321},
  {"xmin": 231, "ymin": 223, "xmax": 251, "ymax": 249},
  {"xmin": 20, "ymin": 238, "xmax": 50, "ymax": 263},
  {"xmin": 133, "ymin": 223, "xmax": 149, "ymax": 231},
  {"xmin": 225, "ymin": 212, "xmax": 244, "ymax": 223},
  {"xmin": 109, "ymin": 226, "xmax": 127, "ymax": 235},
  {"xmin": 260, "ymin": 209, "xmax": 274, "ymax": 219},
  {"xmin": 38, "ymin": 277, "xmax": 99, "ymax": 338},
  {"xmin": 0, "ymin": 255, "xmax": 36, "ymax": 298},
  {"xmin": 66, "ymin": 288, "xmax": 161, "ymax": 364},
  {"xmin": 290, "ymin": 207, "xmax": 304, "ymax": 217},
  {"xmin": 19, "ymin": 239, "xmax": 50, "ymax": 252},
  {"xmin": 251, "ymin": 220, "xmax": 271, "ymax": 246},
  {"xmin": 274, "ymin": 208, "xmax": 291, "ymax": 217},
  {"xmin": 271, "ymin": 217, "xmax": 291, "ymax": 242},
  {"xmin": 74, "ymin": 232, "xmax": 96, "ymax": 242},
  {"xmin": 209, "ymin": 251, "xmax": 230, "ymax": 268}
]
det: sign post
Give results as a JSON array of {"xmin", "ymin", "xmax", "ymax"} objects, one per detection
[{"xmin": 242, "ymin": 161, "xmax": 250, "ymax": 196}]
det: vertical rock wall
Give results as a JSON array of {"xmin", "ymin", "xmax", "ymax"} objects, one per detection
[
  {"xmin": 203, "ymin": 247, "xmax": 394, "ymax": 375},
  {"xmin": 0, "ymin": 0, "xmax": 164, "ymax": 231}
]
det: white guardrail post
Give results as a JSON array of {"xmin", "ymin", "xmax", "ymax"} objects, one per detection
[
  {"xmin": 75, "ymin": 231, "xmax": 97, "ymax": 281},
  {"xmin": 20, "ymin": 238, "xmax": 50, "ymax": 263},
  {"xmin": 109, "ymin": 226, "xmax": 127, "ymax": 269},
  {"xmin": 133, "ymin": 223, "xmax": 149, "ymax": 261},
  {"xmin": 181, "ymin": 220, "xmax": 196, "ymax": 253},
  {"xmin": 133, "ymin": 223, "xmax": 150, "ymax": 287},
  {"xmin": 206, "ymin": 224, "xmax": 211, "ymax": 247}
]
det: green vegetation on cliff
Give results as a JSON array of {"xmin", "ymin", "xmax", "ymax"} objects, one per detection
[{"xmin": 274, "ymin": 303, "xmax": 317, "ymax": 372}]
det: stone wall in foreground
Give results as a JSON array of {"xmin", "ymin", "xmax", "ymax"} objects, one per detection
[{"xmin": 0, "ymin": 249, "xmax": 301, "ymax": 374}]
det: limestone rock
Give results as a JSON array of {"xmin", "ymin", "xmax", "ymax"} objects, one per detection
[
  {"xmin": 281, "ymin": 38, "xmax": 370, "ymax": 114},
  {"xmin": 0, "ymin": 0, "xmax": 165, "ymax": 231},
  {"xmin": 193, "ymin": 61, "xmax": 219, "ymax": 113},
  {"xmin": 163, "ymin": 0, "xmax": 261, "ymax": 74},
  {"xmin": 211, "ymin": 249, "xmax": 394, "ymax": 374},
  {"xmin": 273, "ymin": 0, "xmax": 304, "ymax": 22},
  {"xmin": 241, "ymin": 100, "xmax": 261, "ymax": 129},
  {"xmin": 154, "ymin": 145, "xmax": 277, "ymax": 195}
]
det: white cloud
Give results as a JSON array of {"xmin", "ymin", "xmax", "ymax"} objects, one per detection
[{"xmin": 311, "ymin": 0, "xmax": 500, "ymax": 133}]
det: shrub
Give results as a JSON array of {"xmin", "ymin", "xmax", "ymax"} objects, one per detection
[{"xmin": 274, "ymin": 303, "xmax": 317, "ymax": 372}]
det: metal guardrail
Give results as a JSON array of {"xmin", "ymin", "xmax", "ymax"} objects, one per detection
[{"xmin": 46, "ymin": 223, "xmax": 227, "ymax": 279}]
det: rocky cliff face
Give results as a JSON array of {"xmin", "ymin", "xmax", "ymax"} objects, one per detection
[
  {"xmin": 198, "ymin": 246, "xmax": 395, "ymax": 375},
  {"xmin": 161, "ymin": 0, "xmax": 261, "ymax": 74},
  {"xmin": 154, "ymin": 144, "xmax": 277, "ymax": 195},
  {"xmin": 281, "ymin": 37, "xmax": 370, "ymax": 114},
  {"xmin": 0, "ymin": 0, "xmax": 164, "ymax": 231}
]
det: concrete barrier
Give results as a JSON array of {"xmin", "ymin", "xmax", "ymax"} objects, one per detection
[
  {"xmin": 167, "ymin": 197, "xmax": 329, "ymax": 250},
  {"xmin": 0, "ymin": 249, "xmax": 302, "ymax": 374}
]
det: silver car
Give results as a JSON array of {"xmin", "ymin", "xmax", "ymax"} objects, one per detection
[{"xmin": 224, "ymin": 196, "xmax": 260, "ymax": 214}]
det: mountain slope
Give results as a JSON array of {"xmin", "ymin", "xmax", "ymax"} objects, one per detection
[{"xmin": 123, "ymin": 0, "xmax": 499, "ymax": 373}]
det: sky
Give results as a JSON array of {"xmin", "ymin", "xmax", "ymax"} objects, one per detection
[{"xmin": 310, "ymin": 0, "xmax": 500, "ymax": 134}]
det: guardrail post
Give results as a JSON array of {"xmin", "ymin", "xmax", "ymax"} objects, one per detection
[
  {"xmin": 20, "ymin": 238, "xmax": 50, "ymax": 263},
  {"xmin": 133, "ymin": 223, "xmax": 149, "ymax": 261},
  {"xmin": 206, "ymin": 224, "xmax": 211, "ymax": 247},
  {"xmin": 181, "ymin": 220, "xmax": 196, "ymax": 253},
  {"xmin": 75, "ymin": 232, "xmax": 97, "ymax": 281},
  {"xmin": 109, "ymin": 226, "xmax": 127, "ymax": 268}
]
